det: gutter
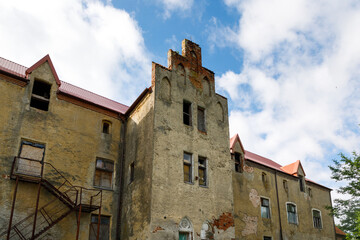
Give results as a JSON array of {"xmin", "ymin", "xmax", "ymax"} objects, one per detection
[{"xmin": 275, "ymin": 170, "xmax": 283, "ymax": 240}]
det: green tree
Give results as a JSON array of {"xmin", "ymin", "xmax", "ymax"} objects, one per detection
[{"xmin": 329, "ymin": 152, "xmax": 360, "ymax": 239}]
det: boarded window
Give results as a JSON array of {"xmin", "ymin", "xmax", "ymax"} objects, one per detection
[
  {"xmin": 30, "ymin": 80, "xmax": 51, "ymax": 111},
  {"xmin": 313, "ymin": 210, "xmax": 322, "ymax": 229},
  {"xmin": 160, "ymin": 77, "xmax": 171, "ymax": 101},
  {"xmin": 234, "ymin": 152, "xmax": 241, "ymax": 172},
  {"xmin": 287, "ymin": 203, "xmax": 297, "ymax": 224},
  {"xmin": 216, "ymin": 102, "xmax": 224, "ymax": 122},
  {"xmin": 198, "ymin": 156, "xmax": 207, "ymax": 187},
  {"xmin": 16, "ymin": 141, "xmax": 45, "ymax": 177},
  {"xmin": 89, "ymin": 215, "xmax": 110, "ymax": 240},
  {"xmin": 183, "ymin": 101, "xmax": 192, "ymax": 126},
  {"xmin": 183, "ymin": 152, "xmax": 192, "ymax": 183},
  {"xmin": 261, "ymin": 198, "xmax": 270, "ymax": 219},
  {"xmin": 197, "ymin": 107, "xmax": 206, "ymax": 132},
  {"xmin": 94, "ymin": 159, "xmax": 114, "ymax": 189}
]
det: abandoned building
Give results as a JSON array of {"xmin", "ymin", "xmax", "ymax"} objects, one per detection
[{"xmin": 0, "ymin": 39, "xmax": 336, "ymax": 240}]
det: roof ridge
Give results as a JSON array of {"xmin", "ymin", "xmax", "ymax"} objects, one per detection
[
  {"xmin": 0, "ymin": 56, "xmax": 28, "ymax": 69},
  {"xmin": 245, "ymin": 150, "xmax": 283, "ymax": 167},
  {"xmin": 60, "ymin": 80, "xmax": 129, "ymax": 108}
]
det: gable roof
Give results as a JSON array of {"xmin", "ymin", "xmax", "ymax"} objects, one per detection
[
  {"xmin": 230, "ymin": 134, "xmax": 245, "ymax": 153},
  {"xmin": 280, "ymin": 160, "xmax": 306, "ymax": 176},
  {"xmin": 335, "ymin": 226, "xmax": 346, "ymax": 236},
  {"xmin": 0, "ymin": 55, "xmax": 129, "ymax": 115}
]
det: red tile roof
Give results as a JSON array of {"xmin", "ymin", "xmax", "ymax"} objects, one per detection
[
  {"xmin": 280, "ymin": 160, "xmax": 306, "ymax": 176},
  {"xmin": 230, "ymin": 134, "xmax": 245, "ymax": 153},
  {"xmin": 59, "ymin": 81, "xmax": 129, "ymax": 114},
  {"xmin": 335, "ymin": 226, "xmax": 346, "ymax": 236},
  {"xmin": 0, "ymin": 57, "xmax": 27, "ymax": 78},
  {"xmin": 245, "ymin": 150, "xmax": 284, "ymax": 172},
  {"xmin": 0, "ymin": 56, "xmax": 129, "ymax": 115}
]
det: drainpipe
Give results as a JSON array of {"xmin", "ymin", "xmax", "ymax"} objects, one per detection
[
  {"xmin": 116, "ymin": 116, "xmax": 127, "ymax": 239},
  {"xmin": 275, "ymin": 170, "xmax": 283, "ymax": 240}
]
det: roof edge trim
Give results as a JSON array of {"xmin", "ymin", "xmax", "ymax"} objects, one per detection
[{"xmin": 26, "ymin": 54, "xmax": 61, "ymax": 86}]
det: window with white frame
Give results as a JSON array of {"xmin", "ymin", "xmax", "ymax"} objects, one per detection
[
  {"xmin": 287, "ymin": 203, "xmax": 298, "ymax": 224},
  {"xmin": 261, "ymin": 198, "xmax": 270, "ymax": 219},
  {"xmin": 313, "ymin": 209, "xmax": 322, "ymax": 229}
]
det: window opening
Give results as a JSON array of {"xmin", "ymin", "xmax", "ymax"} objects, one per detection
[
  {"xmin": 17, "ymin": 141, "xmax": 45, "ymax": 177},
  {"xmin": 263, "ymin": 237, "xmax": 272, "ymax": 240},
  {"xmin": 183, "ymin": 101, "xmax": 192, "ymax": 126},
  {"xmin": 198, "ymin": 156, "xmax": 207, "ymax": 187},
  {"xmin": 262, "ymin": 172, "xmax": 267, "ymax": 183},
  {"xmin": 234, "ymin": 152, "xmax": 241, "ymax": 172},
  {"xmin": 30, "ymin": 80, "xmax": 51, "ymax": 111},
  {"xmin": 94, "ymin": 159, "xmax": 114, "ymax": 189},
  {"xmin": 102, "ymin": 121, "xmax": 111, "ymax": 134},
  {"xmin": 183, "ymin": 152, "xmax": 192, "ymax": 183},
  {"xmin": 197, "ymin": 107, "xmax": 206, "ymax": 132},
  {"xmin": 129, "ymin": 162, "xmax": 135, "ymax": 184},
  {"xmin": 261, "ymin": 198, "xmax": 270, "ymax": 219},
  {"xmin": 89, "ymin": 215, "xmax": 110, "ymax": 240},
  {"xmin": 308, "ymin": 187, "xmax": 312, "ymax": 197},
  {"xmin": 283, "ymin": 180, "xmax": 288, "ymax": 191},
  {"xmin": 313, "ymin": 210, "xmax": 322, "ymax": 229},
  {"xmin": 287, "ymin": 203, "xmax": 297, "ymax": 224},
  {"xmin": 299, "ymin": 175, "xmax": 305, "ymax": 192}
]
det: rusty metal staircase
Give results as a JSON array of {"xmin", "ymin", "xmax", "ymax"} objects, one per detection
[{"xmin": 0, "ymin": 157, "xmax": 103, "ymax": 240}]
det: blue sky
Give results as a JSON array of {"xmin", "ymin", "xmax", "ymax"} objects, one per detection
[{"xmin": 1, "ymin": 0, "xmax": 360, "ymax": 203}]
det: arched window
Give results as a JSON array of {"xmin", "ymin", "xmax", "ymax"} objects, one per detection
[
  {"xmin": 160, "ymin": 77, "xmax": 171, "ymax": 101},
  {"xmin": 179, "ymin": 217, "xmax": 193, "ymax": 240},
  {"xmin": 216, "ymin": 102, "xmax": 224, "ymax": 122},
  {"xmin": 177, "ymin": 64, "xmax": 186, "ymax": 85},
  {"xmin": 202, "ymin": 77, "xmax": 211, "ymax": 96},
  {"xmin": 102, "ymin": 120, "xmax": 112, "ymax": 134}
]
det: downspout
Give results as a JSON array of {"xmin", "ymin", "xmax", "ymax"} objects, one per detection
[
  {"xmin": 116, "ymin": 116, "xmax": 127, "ymax": 239},
  {"xmin": 275, "ymin": 170, "xmax": 283, "ymax": 240}
]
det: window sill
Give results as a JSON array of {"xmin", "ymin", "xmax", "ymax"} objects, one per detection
[
  {"xmin": 199, "ymin": 185, "xmax": 208, "ymax": 188},
  {"xmin": 184, "ymin": 181, "xmax": 194, "ymax": 185},
  {"xmin": 93, "ymin": 186, "xmax": 114, "ymax": 192}
]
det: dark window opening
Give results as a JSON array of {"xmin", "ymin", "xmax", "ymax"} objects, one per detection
[
  {"xmin": 299, "ymin": 175, "xmax": 305, "ymax": 192},
  {"xmin": 313, "ymin": 210, "xmax": 322, "ymax": 229},
  {"xmin": 30, "ymin": 80, "xmax": 51, "ymax": 111},
  {"xmin": 261, "ymin": 198, "xmax": 270, "ymax": 219},
  {"xmin": 129, "ymin": 162, "xmax": 135, "ymax": 183},
  {"xmin": 183, "ymin": 152, "xmax": 192, "ymax": 183},
  {"xmin": 89, "ymin": 215, "xmax": 110, "ymax": 240},
  {"xmin": 94, "ymin": 159, "xmax": 114, "ymax": 189},
  {"xmin": 262, "ymin": 172, "xmax": 267, "ymax": 183},
  {"xmin": 183, "ymin": 101, "xmax": 192, "ymax": 126},
  {"xmin": 283, "ymin": 180, "xmax": 288, "ymax": 191},
  {"xmin": 234, "ymin": 152, "xmax": 241, "ymax": 172},
  {"xmin": 102, "ymin": 122, "xmax": 110, "ymax": 134},
  {"xmin": 197, "ymin": 107, "xmax": 206, "ymax": 132},
  {"xmin": 263, "ymin": 237, "xmax": 272, "ymax": 240},
  {"xmin": 198, "ymin": 156, "xmax": 207, "ymax": 187}
]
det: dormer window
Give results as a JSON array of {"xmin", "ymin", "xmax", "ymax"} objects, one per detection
[
  {"xmin": 299, "ymin": 175, "xmax": 305, "ymax": 192},
  {"xmin": 30, "ymin": 80, "xmax": 51, "ymax": 111}
]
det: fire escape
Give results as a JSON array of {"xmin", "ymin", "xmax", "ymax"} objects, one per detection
[{"xmin": 0, "ymin": 157, "xmax": 103, "ymax": 240}]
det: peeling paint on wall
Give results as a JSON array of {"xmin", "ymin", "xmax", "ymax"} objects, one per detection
[
  {"xmin": 211, "ymin": 212, "xmax": 234, "ymax": 231},
  {"xmin": 241, "ymin": 214, "xmax": 258, "ymax": 236},
  {"xmin": 249, "ymin": 189, "xmax": 260, "ymax": 207},
  {"xmin": 243, "ymin": 164, "xmax": 254, "ymax": 173}
]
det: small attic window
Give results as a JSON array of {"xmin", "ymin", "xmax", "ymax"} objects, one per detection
[
  {"xmin": 102, "ymin": 121, "xmax": 111, "ymax": 134},
  {"xmin": 30, "ymin": 80, "xmax": 51, "ymax": 111}
]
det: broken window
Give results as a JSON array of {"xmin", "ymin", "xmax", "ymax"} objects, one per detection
[
  {"xmin": 183, "ymin": 101, "xmax": 192, "ymax": 126},
  {"xmin": 89, "ymin": 215, "xmax": 110, "ymax": 240},
  {"xmin": 234, "ymin": 152, "xmax": 241, "ymax": 172},
  {"xmin": 313, "ymin": 209, "xmax": 322, "ymax": 229},
  {"xmin": 197, "ymin": 107, "xmax": 206, "ymax": 132},
  {"xmin": 129, "ymin": 162, "xmax": 135, "ymax": 184},
  {"xmin": 102, "ymin": 121, "xmax": 111, "ymax": 134},
  {"xmin": 30, "ymin": 80, "xmax": 51, "ymax": 111},
  {"xmin": 198, "ymin": 156, "xmax": 207, "ymax": 187},
  {"xmin": 261, "ymin": 198, "xmax": 270, "ymax": 219},
  {"xmin": 183, "ymin": 152, "xmax": 192, "ymax": 183},
  {"xmin": 287, "ymin": 203, "xmax": 298, "ymax": 224},
  {"xmin": 94, "ymin": 159, "xmax": 114, "ymax": 189},
  {"xmin": 299, "ymin": 175, "xmax": 305, "ymax": 192}
]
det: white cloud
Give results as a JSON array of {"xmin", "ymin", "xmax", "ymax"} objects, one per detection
[
  {"xmin": 212, "ymin": 0, "xmax": 360, "ymax": 185},
  {"xmin": 0, "ymin": 0, "xmax": 151, "ymax": 105},
  {"xmin": 157, "ymin": 0, "xmax": 194, "ymax": 19}
]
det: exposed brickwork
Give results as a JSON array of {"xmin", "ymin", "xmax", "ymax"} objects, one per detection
[
  {"xmin": 152, "ymin": 226, "xmax": 164, "ymax": 233},
  {"xmin": 211, "ymin": 212, "xmax": 234, "ymax": 231}
]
